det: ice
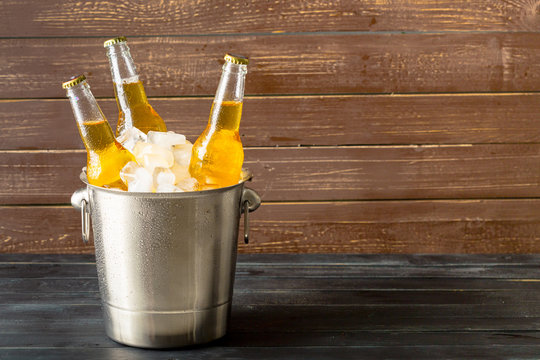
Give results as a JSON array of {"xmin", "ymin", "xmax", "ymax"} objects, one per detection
[
  {"xmin": 118, "ymin": 129, "xmax": 198, "ymax": 193},
  {"xmin": 153, "ymin": 167, "xmax": 175, "ymax": 187},
  {"xmin": 156, "ymin": 183, "xmax": 180, "ymax": 193},
  {"xmin": 176, "ymin": 176, "xmax": 198, "ymax": 192},
  {"xmin": 148, "ymin": 131, "xmax": 186, "ymax": 149},
  {"xmin": 133, "ymin": 142, "xmax": 174, "ymax": 172},
  {"xmin": 171, "ymin": 162, "xmax": 196, "ymax": 192},
  {"xmin": 170, "ymin": 163, "xmax": 190, "ymax": 182},
  {"xmin": 120, "ymin": 161, "xmax": 153, "ymax": 192},
  {"xmin": 172, "ymin": 142, "xmax": 193, "ymax": 168},
  {"xmin": 119, "ymin": 161, "xmax": 138, "ymax": 184},
  {"xmin": 116, "ymin": 126, "xmax": 147, "ymax": 153}
]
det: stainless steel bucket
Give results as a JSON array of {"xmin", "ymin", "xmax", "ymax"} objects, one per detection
[{"xmin": 71, "ymin": 170, "xmax": 261, "ymax": 348}]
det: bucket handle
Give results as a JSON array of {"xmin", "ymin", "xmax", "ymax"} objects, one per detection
[
  {"xmin": 71, "ymin": 188, "xmax": 90, "ymax": 245},
  {"xmin": 70, "ymin": 186, "xmax": 261, "ymax": 246},
  {"xmin": 241, "ymin": 187, "xmax": 261, "ymax": 244}
]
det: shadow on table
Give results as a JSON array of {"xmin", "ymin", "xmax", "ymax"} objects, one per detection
[{"xmin": 216, "ymin": 304, "xmax": 364, "ymax": 347}]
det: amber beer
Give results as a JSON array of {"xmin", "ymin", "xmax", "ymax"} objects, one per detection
[
  {"xmin": 113, "ymin": 80, "xmax": 166, "ymax": 135},
  {"xmin": 104, "ymin": 36, "xmax": 167, "ymax": 136},
  {"xmin": 63, "ymin": 75, "xmax": 135, "ymax": 190},
  {"xmin": 189, "ymin": 54, "xmax": 248, "ymax": 190}
]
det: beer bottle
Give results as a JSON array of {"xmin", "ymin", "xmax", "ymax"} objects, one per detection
[
  {"xmin": 104, "ymin": 36, "xmax": 167, "ymax": 136},
  {"xmin": 62, "ymin": 75, "xmax": 135, "ymax": 190},
  {"xmin": 189, "ymin": 54, "xmax": 248, "ymax": 190}
]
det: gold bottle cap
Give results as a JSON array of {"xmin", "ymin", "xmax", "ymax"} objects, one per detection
[
  {"xmin": 224, "ymin": 53, "xmax": 249, "ymax": 65},
  {"xmin": 62, "ymin": 74, "xmax": 86, "ymax": 89},
  {"xmin": 104, "ymin": 36, "xmax": 127, "ymax": 47}
]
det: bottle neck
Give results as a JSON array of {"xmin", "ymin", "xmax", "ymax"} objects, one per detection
[
  {"xmin": 214, "ymin": 62, "xmax": 247, "ymax": 104},
  {"xmin": 66, "ymin": 81, "xmax": 115, "ymax": 150},
  {"xmin": 106, "ymin": 42, "xmax": 148, "ymax": 111},
  {"xmin": 66, "ymin": 81, "xmax": 106, "ymax": 125},
  {"xmin": 106, "ymin": 42, "xmax": 139, "ymax": 84},
  {"xmin": 209, "ymin": 62, "xmax": 247, "ymax": 130}
]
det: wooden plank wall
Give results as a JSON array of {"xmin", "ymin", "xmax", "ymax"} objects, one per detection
[{"xmin": 1, "ymin": 1, "xmax": 539, "ymax": 254}]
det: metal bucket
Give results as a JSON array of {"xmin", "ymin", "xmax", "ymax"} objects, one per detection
[{"xmin": 71, "ymin": 169, "xmax": 261, "ymax": 348}]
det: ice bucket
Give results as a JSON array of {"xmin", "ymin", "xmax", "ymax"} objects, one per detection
[{"xmin": 71, "ymin": 169, "xmax": 261, "ymax": 348}]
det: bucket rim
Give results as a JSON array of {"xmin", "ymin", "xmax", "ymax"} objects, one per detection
[{"xmin": 80, "ymin": 168, "xmax": 253, "ymax": 197}]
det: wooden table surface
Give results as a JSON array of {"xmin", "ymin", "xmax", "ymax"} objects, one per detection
[{"xmin": 2, "ymin": 254, "xmax": 540, "ymax": 359}]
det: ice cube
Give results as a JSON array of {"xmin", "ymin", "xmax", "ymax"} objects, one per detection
[
  {"xmin": 147, "ymin": 131, "xmax": 186, "ymax": 149},
  {"xmin": 120, "ymin": 161, "xmax": 153, "ymax": 192},
  {"xmin": 116, "ymin": 127, "xmax": 147, "ymax": 153},
  {"xmin": 156, "ymin": 183, "xmax": 180, "ymax": 193},
  {"xmin": 170, "ymin": 163, "xmax": 190, "ymax": 183},
  {"xmin": 129, "ymin": 168, "xmax": 154, "ymax": 192},
  {"xmin": 172, "ymin": 142, "xmax": 193, "ymax": 168},
  {"xmin": 153, "ymin": 167, "xmax": 175, "ymax": 188},
  {"xmin": 176, "ymin": 177, "xmax": 198, "ymax": 192},
  {"xmin": 119, "ymin": 161, "xmax": 138, "ymax": 185},
  {"xmin": 133, "ymin": 142, "xmax": 174, "ymax": 172}
]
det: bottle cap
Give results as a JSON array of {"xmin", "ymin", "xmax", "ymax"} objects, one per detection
[
  {"xmin": 104, "ymin": 36, "xmax": 127, "ymax": 47},
  {"xmin": 224, "ymin": 53, "xmax": 249, "ymax": 65},
  {"xmin": 62, "ymin": 74, "xmax": 86, "ymax": 89}
]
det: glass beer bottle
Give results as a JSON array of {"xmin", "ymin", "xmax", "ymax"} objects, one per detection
[
  {"xmin": 189, "ymin": 54, "xmax": 248, "ymax": 190},
  {"xmin": 63, "ymin": 75, "xmax": 135, "ymax": 190},
  {"xmin": 104, "ymin": 36, "xmax": 167, "ymax": 136}
]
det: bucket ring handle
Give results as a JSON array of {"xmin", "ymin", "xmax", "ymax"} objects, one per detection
[
  {"xmin": 80, "ymin": 199, "xmax": 90, "ymax": 245},
  {"xmin": 71, "ymin": 186, "xmax": 261, "ymax": 246},
  {"xmin": 241, "ymin": 188, "xmax": 261, "ymax": 244},
  {"xmin": 71, "ymin": 187, "xmax": 91, "ymax": 245}
]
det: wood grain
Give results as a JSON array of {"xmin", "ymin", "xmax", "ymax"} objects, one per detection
[
  {"xmin": 2, "ymin": 93, "xmax": 540, "ymax": 150},
  {"xmin": 2, "ymin": 33, "xmax": 540, "ymax": 98},
  {"xmin": 2, "ymin": 199, "xmax": 539, "ymax": 254},
  {"xmin": 2, "ymin": 0, "xmax": 540, "ymax": 256},
  {"xmin": 0, "ymin": 145, "xmax": 539, "ymax": 204},
  {"xmin": 1, "ymin": 0, "xmax": 539, "ymax": 36},
  {"xmin": 4, "ymin": 253, "xmax": 540, "ymax": 358},
  {"xmin": 6, "ymin": 301, "xmax": 540, "ymax": 330},
  {"xmin": 1, "ymin": 145, "xmax": 540, "ymax": 204},
  {"xmin": 3, "ymin": 330, "xmax": 540, "ymax": 349},
  {"xmin": 3, "ymin": 347, "xmax": 536, "ymax": 360},
  {"xmin": 244, "ymin": 200, "xmax": 540, "ymax": 254},
  {"xmin": 8, "ymin": 288, "xmax": 540, "ymax": 306},
  {"xmin": 6, "ymin": 276, "xmax": 540, "ymax": 294}
]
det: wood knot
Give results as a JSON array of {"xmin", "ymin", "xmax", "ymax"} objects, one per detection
[
  {"xmin": 529, "ymin": 0, "xmax": 540, "ymax": 15},
  {"xmin": 519, "ymin": 0, "xmax": 540, "ymax": 31}
]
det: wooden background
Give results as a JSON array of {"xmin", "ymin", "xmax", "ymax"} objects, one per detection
[{"xmin": 1, "ymin": 0, "xmax": 539, "ymax": 254}]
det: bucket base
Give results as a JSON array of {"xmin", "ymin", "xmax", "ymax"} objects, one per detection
[{"xmin": 103, "ymin": 302, "xmax": 230, "ymax": 348}]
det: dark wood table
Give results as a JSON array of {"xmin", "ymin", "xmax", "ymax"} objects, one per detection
[{"xmin": 2, "ymin": 254, "xmax": 540, "ymax": 359}]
